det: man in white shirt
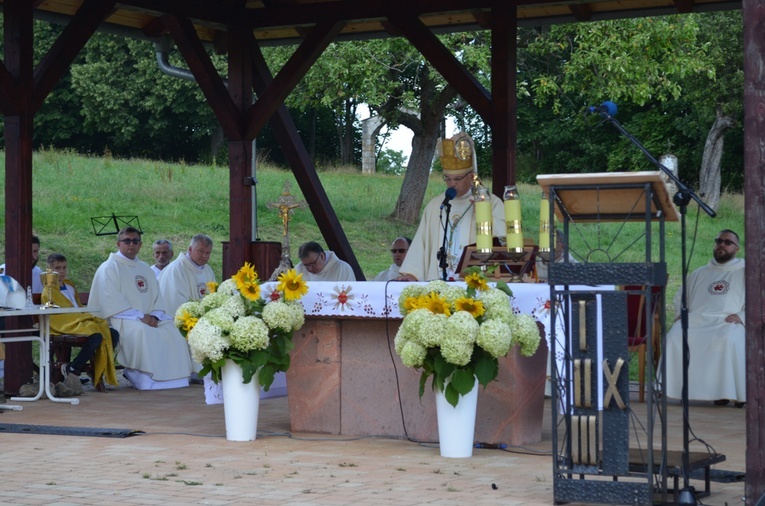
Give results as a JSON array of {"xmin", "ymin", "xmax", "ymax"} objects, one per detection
[
  {"xmin": 665, "ymin": 229, "xmax": 746, "ymax": 407},
  {"xmin": 89, "ymin": 227, "xmax": 192, "ymax": 390},
  {"xmin": 151, "ymin": 239, "xmax": 174, "ymax": 279},
  {"xmin": 374, "ymin": 237, "xmax": 411, "ymax": 281},
  {"xmin": 295, "ymin": 241, "xmax": 356, "ymax": 282}
]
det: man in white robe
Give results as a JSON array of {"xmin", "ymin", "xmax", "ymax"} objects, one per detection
[
  {"xmin": 159, "ymin": 234, "xmax": 216, "ymax": 376},
  {"xmin": 151, "ymin": 239, "xmax": 174, "ymax": 279},
  {"xmin": 665, "ymin": 229, "xmax": 746, "ymax": 406},
  {"xmin": 89, "ymin": 227, "xmax": 192, "ymax": 390},
  {"xmin": 398, "ymin": 133, "xmax": 505, "ymax": 281},
  {"xmin": 295, "ymin": 241, "xmax": 356, "ymax": 282},
  {"xmin": 374, "ymin": 237, "xmax": 411, "ymax": 281}
]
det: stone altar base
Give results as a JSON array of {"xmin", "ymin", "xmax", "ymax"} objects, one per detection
[{"xmin": 286, "ymin": 316, "xmax": 548, "ymax": 446}]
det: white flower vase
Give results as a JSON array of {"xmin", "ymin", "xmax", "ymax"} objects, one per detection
[
  {"xmin": 435, "ymin": 377, "xmax": 479, "ymax": 458},
  {"xmin": 221, "ymin": 359, "xmax": 260, "ymax": 442}
]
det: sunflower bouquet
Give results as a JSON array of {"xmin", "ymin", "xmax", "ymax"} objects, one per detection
[
  {"xmin": 174, "ymin": 263, "xmax": 309, "ymax": 389},
  {"xmin": 394, "ymin": 267, "xmax": 541, "ymax": 407}
]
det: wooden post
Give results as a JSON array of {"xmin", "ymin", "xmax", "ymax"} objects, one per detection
[{"xmin": 743, "ymin": 1, "xmax": 765, "ymax": 503}]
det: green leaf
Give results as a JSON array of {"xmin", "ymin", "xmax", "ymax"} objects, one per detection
[
  {"xmin": 474, "ymin": 352, "xmax": 499, "ymax": 387},
  {"xmin": 450, "ymin": 368, "xmax": 476, "ymax": 395},
  {"xmin": 444, "ymin": 382, "xmax": 460, "ymax": 407},
  {"xmin": 494, "ymin": 280, "xmax": 513, "ymax": 297}
]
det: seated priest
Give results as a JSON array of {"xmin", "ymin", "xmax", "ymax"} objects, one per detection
[
  {"xmin": 664, "ymin": 229, "xmax": 746, "ymax": 407},
  {"xmin": 374, "ymin": 237, "xmax": 411, "ymax": 281},
  {"xmin": 89, "ymin": 226, "xmax": 193, "ymax": 391},
  {"xmin": 295, "ymin": 241, "xmax": 356, "ymax": 282}
]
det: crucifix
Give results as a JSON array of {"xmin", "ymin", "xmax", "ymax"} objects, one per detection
[{"xmin": 267, "ymin": 181, "xmax": 307, "ymax": 280}]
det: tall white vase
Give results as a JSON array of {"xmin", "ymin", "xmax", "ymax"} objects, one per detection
[
  {"xmin": 434, "ymin": 377, "xmax": 479, "ymax": 458},
  {"xmin": 221, "ymin": 359, "xmax": 260, "ymax": 442}
]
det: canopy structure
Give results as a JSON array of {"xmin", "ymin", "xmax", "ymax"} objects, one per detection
[{"xmin": 2, "ymin": 1, "xmax": 763, "ymax": 502}]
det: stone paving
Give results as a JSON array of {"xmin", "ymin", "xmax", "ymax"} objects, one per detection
[{"xmin": 0, "ymin": 379, "xmax": 747, "ymax": 505}]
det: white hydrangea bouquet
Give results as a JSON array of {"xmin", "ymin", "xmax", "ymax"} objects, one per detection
[
  {"xmin": 394, "ymin": 267, "xmax": 541, "ymax": 407},
  {"xmin": 174, "ymin": 263, "xmax": 308, "ymax": 389}
]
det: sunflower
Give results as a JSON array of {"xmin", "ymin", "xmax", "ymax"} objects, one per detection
[
  {"xmin": 233, "ymin": 262, "xmax": 258, "ymax": 291},
  {"xmin": 240, "ymin": 281, "xmax": 261, "ymax": 302},
  {"xmin": 423, "ymin": 292, "xmax": 451, "ymax": 316},
  {"xmin": 179, "ymin": 310, "xmax": 199, "ymax": 333},
  {"xmin": 402, "ymin": 295, "xmax": 423, "ymax": 313},
  {"xmin": 205, "ymin": 281, "xmax": 218, "ymax": 294},
  {"xmin": 464, "ymin": 271, "xmax": 489, "ymax": 292},
  {"xmin": 276, "ymin": 269, "xmax": 309, "ymax": 301},
  {"xmin": 454, "ymin": 296, "xmax": 485, "ymax": 318}
]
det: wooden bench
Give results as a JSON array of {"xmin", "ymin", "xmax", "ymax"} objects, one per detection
[
  {"xmin": 628, "ymin": 448, "xmax": 726, "ymax": 502},
  {"xmin": 32, "ymin": 292, "xmax": 95, "ymax": 384}
]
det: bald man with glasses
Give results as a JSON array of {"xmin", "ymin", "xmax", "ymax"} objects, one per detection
[
  {"xmin": 374, "ymin": 237, "xmax": 411, "ymax": 281},
  {"xmin": 664, "ymin": 229, "xmax": 746, "ymax": 407}
]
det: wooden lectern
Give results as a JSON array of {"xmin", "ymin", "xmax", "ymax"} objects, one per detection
[{"xmin": 456, "ymin": 238, "xmax": 538, "ymax": 281}]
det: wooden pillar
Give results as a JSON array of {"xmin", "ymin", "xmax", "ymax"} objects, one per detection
[
  {"xmin": 224, "ymin": 23, "xmax": 254, "ymax": 279},
  {"xmin": 743, "ymin": 1, "xmax": 765, "ymax": 503},
  {"xmin": 3, "ymin": 0, "xmax": 35, "ymax": 394},
  {"xmin": 491, "ymin": 4, "xmax": 517, "ymax": 194}
]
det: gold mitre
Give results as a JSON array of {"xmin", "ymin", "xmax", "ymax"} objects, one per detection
[{"xmin": 439, "ymin": 132, "xmax": 475, "ymax": 176}]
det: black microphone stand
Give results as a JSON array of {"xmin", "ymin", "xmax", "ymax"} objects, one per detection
[
  {"xmin": 438, "ymin": 202, "xmax": 452, "ymax": 281},
  {"xmin": 597, "ymin": 111, "xmax": 715, "ymax": 506}
]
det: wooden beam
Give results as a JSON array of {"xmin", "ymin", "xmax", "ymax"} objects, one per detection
[
  {"xmin": 226, "ymin": 22, "xmax": 254, "ymax": 275},
  {"xmin": 3, "ymin": 0, "xmax": 35, "ymax": 395},
  {"xmin": 568, "ymin": 3, "xmax": 592, "ymax": 21},
  {"xmin": 250, "ymin": 41, "xmax": 364, "ymax": 280},
  {"xmin": 743, "ymin": 0, "xmax": 765, "ymax": 502},
  {"xmin": 32, "ymin": 0, "xmax": 117, "ymax": 112},
  {"xmin": 490, "ymin": 4, "xmax": 517, "ymax": 194},
  {"xmin": 163, "ymin": 14, "xmax": 244, "ymax": 140},
  {"xmin": 0, "ymin": 63, "xmax": 19, "ymax": 115},
  {"xmin": 387, "ymin": 12, "xmax": 493, "ymax": 123},
  {"xmin": 245, "ymin": 19, "xmax": 344, "ymax": 140}
]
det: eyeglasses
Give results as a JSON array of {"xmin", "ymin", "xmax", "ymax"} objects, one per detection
[
  {"xmin": 301, "ymin": 253, "xmax": 324, "ymax": 269},
  {"xmin": 390, "ymin": 248, "xmax": 408, "ymax": 254},
  {"xmin": 714, "ymin": 238, "xmax": 738, "ymax": 246},
  {"xmin": 120, "ymin": 238, "xmax": 142, "ymax": 245},
  {"xmin": 442, "ymin": 174, "xmax": 469, "ymax": 183}
]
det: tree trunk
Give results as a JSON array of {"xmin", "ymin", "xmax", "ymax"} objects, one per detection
[
  {"xmin": 390, "ymin": 130, "xmax": 441, "ymax": 223},
  {"xmin": 699, "ymin": 110, "xmax": 734, "ymax": 211}
]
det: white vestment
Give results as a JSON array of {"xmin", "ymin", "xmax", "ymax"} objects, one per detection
[
  {"xmin": 151, "ymin": 264, "xmax": 162, "ymax": 279},
  {"xmin": 374, "ymin": 264, "xmax": 401, "ymax": 282},
  {"xmin": 295, "ymin": 251, "xmax": 356, "ymax": 282},
  {"xmin": 158, "ymin": 252, "xmax": 216, "ymax": 374},
  {"xmin": 89, "ymin": 252, "xmax": 193, "ymax": 387},
  {"xmin": 158, "ymin": 252, "xmax": 216, "ymax": 316},
  {"xmin": 399, "ymin": 190, "xmax": 505, "ymax": 281},
  {"xmin": 665, "ymin": 258, "xmax": 746, "ymax": 402}
]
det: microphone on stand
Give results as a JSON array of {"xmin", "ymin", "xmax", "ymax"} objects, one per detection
[
  {"xmin": 586, "ymin": 101, "xmax": 618, "ymax": 116},
  {"xmin": 440, "ymin": 187, "xmax": 458, "ymax": 209}
]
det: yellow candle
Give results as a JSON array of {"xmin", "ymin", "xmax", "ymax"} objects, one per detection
[
  {"xmin": 539, "ymin": 196, "xmax": 550, "ymax": 251},
  {"xmin": 507, "ymin": 232, "xmax": 523, "ymax": 250},
  {"xmin": 504, "ymin": 199, "xmax": 521, "ymax": 223},
  {"xmin": 476, "ymin": 230, "xmax": 493, "ymax": 250},
  {"xmin": 475, "ymin": 200, "xmax": 492, "ymax": 223}
]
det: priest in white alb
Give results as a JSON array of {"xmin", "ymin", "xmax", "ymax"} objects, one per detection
[
  {"xmin": 159, "ymin": 233, "xmax": 216, "ymax": 377},
  {"xmin": 295, "ymin": 241, "xmax": 356, "ymax": 281},
  {"xmin": 665, "ymin": 229, "xmax": 746, "ymax": 407},
  {"xmin": 89, "ymin": 226, "xmax": 193, "ymax": 390},
  {"xmin": 397, "ymin": 132, "xmax": 505, "ymax": 282}
]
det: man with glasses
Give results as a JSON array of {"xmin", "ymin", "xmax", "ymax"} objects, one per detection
[
  {"xmin": 374, "ymin": 237, "xmax": 411, "ymax": 281},
  {"xmin": 89, "ymin": 226, "xmax": 193, "ymax": 390},
  {"xmin": 397, "ymin": 132, "xmax": 505, "ymax": 281},
  {"xmin": 665, "ymin": 229, "xmax": 746, "ymax": 407},
  {"xmin": 295, "ymin": 241, "xmax": 355, "ymax": 282}
]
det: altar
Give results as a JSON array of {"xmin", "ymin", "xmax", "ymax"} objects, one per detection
[{"xmin": 262, "ymin": 281, "xmax": 552, "ymax": 447}]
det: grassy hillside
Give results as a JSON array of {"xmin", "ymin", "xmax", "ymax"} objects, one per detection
[{"xmin": 0, "ymin": 148, "xmax": 745, "ymax": 320}]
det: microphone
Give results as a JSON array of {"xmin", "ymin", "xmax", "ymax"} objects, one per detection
[
  {"xmin": 440, "ymin": 187, "xmax": 458, "ymax": 209},
  {"xmin": 587, "ymin": 101, "xmax": 618, "ymax": 116}
]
